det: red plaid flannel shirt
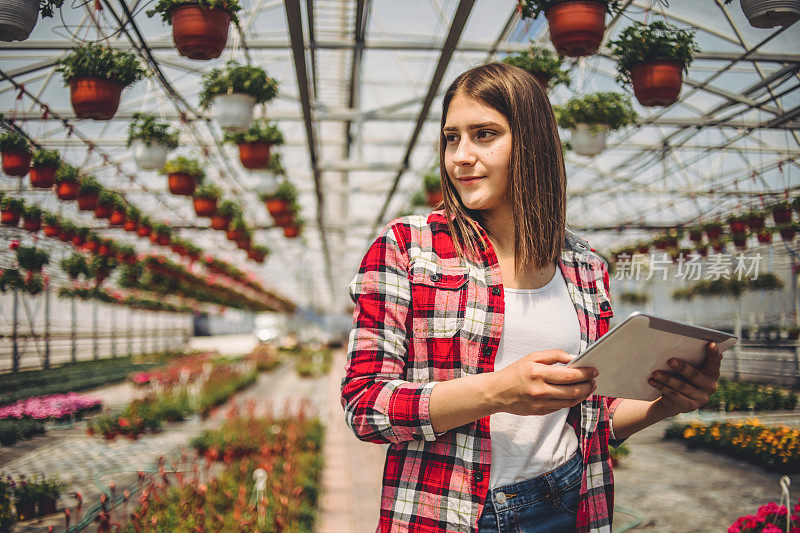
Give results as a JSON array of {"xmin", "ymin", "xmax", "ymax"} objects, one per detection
[{"xmin": 341, "ymin": 210, "xmax": 625, "ymax": 533}]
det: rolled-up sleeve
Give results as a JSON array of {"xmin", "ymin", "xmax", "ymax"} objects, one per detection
[{"xmin": 340, "ymin": 221, "xmax": 441, "ymax": 444}]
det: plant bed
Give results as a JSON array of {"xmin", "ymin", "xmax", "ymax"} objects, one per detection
[{"xmin": 0, "ymin": 131, "xmax": 32, "ymax": 177}]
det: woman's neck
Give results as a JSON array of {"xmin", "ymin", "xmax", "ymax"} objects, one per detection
[{"xmin": 481, "ymin": 205, "xmax": 516, "ymax": 257}]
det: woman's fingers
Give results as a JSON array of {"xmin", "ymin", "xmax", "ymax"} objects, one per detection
[
  {"xmin": 665, "ymin": 357, "xmax": 717, "ymax": 394},
  {"xmin": 700, "ymin": 341, "xmax": 723, "ymax": 377},
  {"xmin": 648, "ymin": 371, "xmax": 705, "ymax": 404}
]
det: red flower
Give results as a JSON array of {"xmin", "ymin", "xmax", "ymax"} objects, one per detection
[
  {"xmin": 118, "ymin": 418, "xmax": 130, "ymax": 428},
  {"xmin": 8, "ymin": 240, "xmax": 20, "ymax": 250}
]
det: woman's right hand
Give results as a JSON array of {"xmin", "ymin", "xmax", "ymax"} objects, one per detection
[{"xmin": 489, "ymin": 350, "xmax": 598, "ymax": 416}]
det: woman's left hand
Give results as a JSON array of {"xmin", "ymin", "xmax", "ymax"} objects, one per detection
[{"xmin": 649, "ymin": 341, "xmax": 723, "ymax": 417}]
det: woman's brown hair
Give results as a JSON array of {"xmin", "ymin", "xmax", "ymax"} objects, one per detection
[{"xmin": 439, "ymin": 61, "xmax": 566, "ymax": 275}]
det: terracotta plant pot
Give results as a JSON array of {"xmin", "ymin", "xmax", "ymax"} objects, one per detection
[
  {"xmin": 85, "ymin": 238, "xmax": 100, "ymax": 252},
  {"xmin": 544, "ymin": 1, "xmax": 606, "ymax": 57},
  {"xmin": 780, "ymin": 226, "xmax": 796, "ymax": 241},
  {"xmin": 248, "ymin": 250, "xmax": 266, "ymax": 263},
  {"xmin": 238, "ymin": 142, "xmax": 271, "ymax": 169},
  {"xmin": 425, "ymin": 189, "xmax": 443, "ymax": 207},
  {"xmin": 747, "ymin": 214, "xmax": 764, "ymax": 230},
  {"xmin": 236, "ymin": 239, "xmax": 250, "ymax": 250},
  {"xmin": 136, "ymin": 225, "xmax": 151, "ymax": 237},
  {"xmin": 157, "ymin": 234, "xmax": 170, "ymax": 246},
  {"xmin": 265, "ymin": 197, "xmax": 290, "ymax": 217},
  {"xmin": 193, "ymin": 197, "xmax": 217, "ymax": 217},
  {"xmin": 69, "ymin": 77, "xmax": 124, "ymax": 120},
  {"xmin": 283, "ymin": 225, "xmax": 300, "ymax": 238},
  {"xmin": 729, "ymin": 220, "xmax": 748, "ymax": 233},
  {"xmin": 170, "ymin": 4, "xmax": 231, "ymax": 60},
  {"xmin": 149, "ymin": 232, "xmax": 160, "ymax": 244},
  {"xmin": 123, "ymin": 219, "xmax": 138, "ymax": 232},
  {"xmin": 2, "ymin": 150, "xmax": 31, "ymax": 176},
  {"xmin": 55, "ymin": 181, "xmax": 79, "ymax": 200},
  {"xmin": 22, "ymin": 217, "xmax": 40, "ymax": 232},
  {"xmin": 58, "ymin": 229, "xmax": 73, "ymax": 242},
  {"xmin": 71, "ymin": 234, "xmax": 85, "ymax": 247},
  {"xmin": 1, "ymin": 209, "xmax": 20, "ymax": 226},
  {"xmin": 772, "ymin": 206, "xmax": 793, "ymax": 224},
  {"xmin": 226, "ymin": 228, "xmax": 245, "ymax": 241},
  {"xmin": 167, "ymin": 172, "xmax": 197, "ymax": 196},
  {"xmin": 688, "ymin": 229, "xmax": 703, "ymax": 242},
  {"xmin": 94, "ymin": 204, "xmax": 112, "ymax": 219},
  {"xmin": 108, "ymin": 209, "xmax": 126, "ymax": 226},
  {"xmin": 629, "ymin": 60, "xmax": 684, "ymax": 107},
  {"xmin": 77, "ymin": 193, "xmax": 98, "ymax": 211},
  {"xmin": 29, "ymin": 166, "xmax": 55, "ymax": 188},
  {"xmin": 272, "ymin": 212, "xmax": 293, "ymax": 227},
  {"xmin": 42, "ymin": 224, "xmax": 59, "ymax": 237},
  {"xmin": 97, "ymin": 243, "xmax": 111, "ymax": 256},
  {"xmin": 210, "ymin": 214, "xmax": 230, "ymax": 230}
]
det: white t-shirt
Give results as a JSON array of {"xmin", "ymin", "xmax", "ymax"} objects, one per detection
[{"xmin": 489, "ymin": 266, "xmax": 582, "ymax": 488}]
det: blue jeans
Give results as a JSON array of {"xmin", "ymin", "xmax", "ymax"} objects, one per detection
[{"xmin": 478, "ymin": 451, "xmax": 582, "ymax": 532}]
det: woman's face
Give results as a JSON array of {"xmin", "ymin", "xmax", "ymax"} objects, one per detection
[{"xmin": 443, "ymin": 92, "xmax": 513, "ymax": 212}]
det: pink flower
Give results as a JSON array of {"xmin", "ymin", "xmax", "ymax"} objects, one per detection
[
  {"xmin": 8, "ymin": 240, "xmax": 19, "ymax": 250},
  {"xmin": 763, "ymin": 525, "xmax": 784, "ymax": 533},
  {"xmin": 727, "ymin": 526, "xmax": 741, "ymax": 533},
  {"xmin": 758, "ymin": 503, "xmax": 780, "ymax": 518}
]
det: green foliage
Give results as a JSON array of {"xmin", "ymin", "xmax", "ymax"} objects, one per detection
[
  {"xmin": 517, "ymin": 0, "xmax": 620, "ymax": 19},
  {"xmin": 25, "ymin": 274, "xmax": 44, "ymax": 295},
  {"xmin": 78, "ymin": 175, "xmax": 102, "ymax": 195},
  {"xmin": 89, "ymin": 254, "xmax": 117, "ymax": 284},
  {"xmin": 55, "ymin": 44, "xmax": 146, "ymax": 87},
  {"xmin": 554, "ymin": 92, "xmax": 637, "ymax": 131},
  {"xmin": 31, "ymin": 148, "xmax": 60, "ymax": 168},
  {"xmin": 0, "ymin": 196, "xmax": 23, "ymax": 212},
  {"xmin": 267, "ymin": 151, "xmax": 285, "ymax": 175},
  {"xmin": 619, "ymin": 291, "xmax": 648, "ymax": 305},
  {"xmin": 0, "ymin": 475, "xmax": 15, "ymax": 530},
  {"xmin": 41, "ymin": 211, "xmax": 59, "ymax": 226},
  {"xmin": 161, "ymin": 155, "xmax": 205, "ymax": 179},
  {"xmin": 54, "ymin": 164, "xmax": 81, "ymax": 184},
  {"xmin": 40, "ymin": 0, "xmax": 65, "ymax": 17},
  {"xmin": 0, "ymin": 131, "xmax": 31, "ymax": 154},
  {"xmin": 0, "ymin": 269, "xmax": 23, "ymax": 292},
  {"xmin": 127, "ymin": 113, "xmax": 180, "ymax": 149},
  {"xmin": 671, "ymin": 273, "xmax": 784, "ymax": 301},
  {"xmin": 97, "ymin": 189, "xmax": 117, "ymax": 206},
  {"xmin": 146, "ymin": 0, "xmax": 242, "ymax": 25},
  {"xmin": 608, "ymin": 20, "xmax": 699, "ymax": 89},
  {"xmin": 706, "ymin": 378, "xmax": 798, "ymax": 412},
  {"xmin": 199, "ymin": 61, "xmax": 279, "ymax": 108},
  {"xmin": 251, "ymin": 244, "xmax": 270, "ymax": 256},
  {"xmin": 61, "ymin": 253, "xmax": 90, "ymax": 281},
  {"xmin": 15, "ymin": 246, "xmax": 49, "ymax": 272},
  {"xmin": 223, "ymin": 119, "xmax": 284, "ymax": 145},
  {"xmin": 0, "ymin": 418, "xmax": 45, "ymax": 446},
  {"xmin": 502, "ymin": 44, "xmax": 570, "ymax": 87},
  {"xmin": 216, "ymin": 199, "xmax": 241, "ymax": 218},
  {"xmin": 423, "ymin": 169, "xmax": 441, "ymax": 193},
  {"xmin": 269, "ymin": 179, "xmax": 297, "ymax": 203},
  {"xmin": 22, "ymin": 204, "xmax": 42, "ymax": 219},
  {"xmin": 194, "ymin": 182, "xmax": 221, "ymax": 200}
]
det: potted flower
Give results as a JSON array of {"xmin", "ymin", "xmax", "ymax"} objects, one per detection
[
  {"xmin": 687, "ymin": 226, "xmax": 703, "ymax": 243},
  {"xmin": 146, "ymin": 0, "xmax": 242, "ymax": 60},
  {"xmin": 0, "ymin": 131, "xmax": 32, "ymax": 177},
  {"xmin": 55, "ymin": 43, "xmax": 146, "ymax": 120},
  {"xmin": 226, "ymin": 215, "xmax": 247, "ymax": 241},
  {"xmin": 36, "ymin": 475, "xmax": 64, "ymax": 516},
  {"xmin": 54, "ymin": 164, "xmax": 81, "ymax": 200},
  {"xmin": 248, "ymin": 244, "xmax": 269, "ymax": 263},
  {"xmin": 501, "ymin": 44, "xmax": 570, "ymax": 91},
  {"xmin": 756, "ymin": 226, "xmax": 774, "ymax": 244},
  {"xmin": 42, "ymin": 211, "xmax": 59, "ymax": 237},
  {"xmin": 193, "ymin": 182, "xmax": 221, "ymax": 217},
  {"xmin": 72, "ymin": 226, "xmax": 89, "ymax": 246},
  {"xmin": 210, "ymin": 199, "xmax": 239, "ymax": 230},
  {"xmin": 262, "ymin": 179, "xmax": 297, "ymax": 226},
  {"xmin": 223, "ymin": 119, "xmax": 284, "ymax": 169},
  {"xmin": 702, "ymin": 220, "xmax": 724, "ymax": 240},
  {"xmin": 746, "ymin": 209, "xmax": 765, "ymax": 230},
  {"xmin": 12, "ymin": 477, "xmax": 37, "ymax": 521},
  {"xmin": 778, "ymin": 222, "xmax": 799, "ymax": 242},
  {"xmin": 726, "ymin": 213, "xmax": 748, "ymax": 234},
  {"xmin": 732, "ymin": 231, "xmax": 748, "ymax": 250},
  {"xmin": 22, "ymin": 204, "xmax": 42, "ymax": 232},
  {"xmin": 108, "ymin": 196, "xmax": 127, "ymax": 227},
  {"xmin": 608, "ymin": 20, "xmax": 698, "ymax": 107},
  {"xmin": 517, "ymin": 0, "xmax": 621, "ymax": 57},
  {"xmin": 0, "ymin": 195, "xmax": 23, "ymax": 226},
  {"xmin": 124, "ymin": 205, "xmax": 141, "ymax": 232},
  {"xmin": 0, "ymin": 0, "xmax": 63, "ymax": 42},
  {"xmin": 57, "ymin": 220, "xmax": 75, "ymax": 242},
  {"xmin": 554, "ymin": 92, "xmax": 637, "ymax": 156},
  {"xmin": 725, "ymin": 0, "xmax": 800, "ymax": 29},
  {"xmin": 84, "ymin": 231, "xmax": 102, "ymax": 252},
  {"xmin": 771, "ymin": 200, "xmax": 793, "ymax": 224},
  {"xmin": 423, "ymin": 170, "xmax": 442, "ymax": 207},
  {"xmin": 116, "ymin": 244, "xmax": 136, "ymax": 265},
  {"xmin": 29, "ymin": 148, "xmax": 60, "ymax": 188},
  {"xmin": 151, "ymin": 223, "xmax": 172, "ymax": 246},
  {"xmin": 199, "ymin": 61, "xmax": 279, "ymax": 132},
  {"xmin": 235, "ymin": 227, "xmax": 252, "ymax": 250},
  {"xmin": 161, "ymin": 155, "xmax": 204, "ymax": 196},
  {"xmin": 94, "ymin": 189, "xmax": 116, "ymax": 219},
  {"xmin": 127, "ymin": 113, "xmax": 180, "ymax": 171},
  {"xmin": 77, "ymin": 175, "xmax": 102, "ymax": 211},
  {"xmin": 283, "ymin": 217, "xmax": 303, "ymax": 239},
  {"xmin": 136, "ymin": 215, "xmax": 152, "ymax": 238}
]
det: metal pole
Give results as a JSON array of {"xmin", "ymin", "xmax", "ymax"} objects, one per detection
[
  {"xmin": 11, "ymin": 290, "xmax": 19, "ymax": 373},
  {"xmin": 733, "ymin": 296, "xmax": 742, "ymax": 381},
  {"xmin": 70, "ymin": 297, "xmax": 77, "ymax": 363},
  {"xmin": 791, "ymin": 254, "xmax": 800, "ymax": 387},
  {"xmin": 110, "ymin": 305, "xmax": 116, "ymax": 358},
  {"xmin": 127, "ymin": 307, "xmax": 133, "ymax": 357},
  {"xmin": 93, "ymin": 302, "xmax": 98, "ymax": 360},
  {"xmin": 43, "ymin": 283, "xmax": 50, "ymax": 369}
]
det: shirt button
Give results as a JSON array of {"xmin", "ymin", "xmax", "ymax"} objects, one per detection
[
  {"xmin": 482, "ymin": 346, "xmax": 492, "ymax": 356},
  {"xmin": 491, "ymin": 286, "xmax": 501, "ymax": 296},
  {"xmin": 474, "ymin": 471, "xmax": 483, "ymax": 482},
  {"xmin": 430, "ymin": 273, "xmax": 440, "ymax": 282},
  {"xmin": 495, "ymin": 491, "xmax": 506, "ymax": 504},
  {"xmin": 600, "ymin": 301, "xmax": 611, "ymax": 311}
]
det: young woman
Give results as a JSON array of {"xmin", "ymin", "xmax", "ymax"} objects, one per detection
[{"xmin": 341, "ymin": 62, "xmax": 722, "ymax": 533}]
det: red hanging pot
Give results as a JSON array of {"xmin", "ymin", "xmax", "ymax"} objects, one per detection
[
  {"xmin": 1, "ymin": 151, "xmax": 31, "ymax": 177},
  {"xmin": 210, "ymin": 214, "xmax": 231, "ymax": 230},
  {"xmin": 108, "ymin": 209, "xmax": 126, "ymax": 227},
  {"xmin": 77, "ymin": 193, "xmax": 99, "ymax": 211},
  {"xmin": 747, "ymin": 214, "xmax": 764, "ymax": 230},
  {"xmin": 157, "ymin": 234, "xmax": 171, "ymax": 246},
  {"xmin": 29, "ymin": 166, "xmax": 56, "ymax": 188},
  {"xmin": 94, "ymin": 204, "xmax": 113, "ymax": 219},
  {"xmin": 123, "ymin": 219, "xmax": 138, "ymax": 232},
  {"xmin": 236, "ymin": 239, "xmax": 250, "ymax": 250},
  {"xmin": 637, "ymin": 244, "xmax": 650, "ymax": 254},
  {"xmin": 772, "ymin": 205, "xmax": 793, "ymax": 224},
  {"xmin": 283, "ymin": 225, "xmax": 300, "ymax": 238},
  {"xmin": 780, "ymin": 226, "xmax": 796, "ymax": 241},
  {"xmin": 0, "ymin": 209, "xmax": 20, "ymax": 226},
  {"xmin": 85, "ymin": 238, "xmax": 100, "ymax": 252},
  {"xmin": 59, "ymin": 229, "xmax": 74, "ymax": 243},
  {"xmin": 136, "ymin": 225, "xmax": 151, "ymax": 238},
  {"xmin": 265, "ymin": 197, "xmax": 290, "ymax": 217},
  {"xmin": 170, "ymin": 4, "xmax": 231, "ymax": 60},
  {"xmin": 72, "ymin": 234, "xmax": 86, "ymax": 247},
  {"xmin": 729, "ymin": 220, "xmax": 748, "ymax": 234},
  {"xmin": 97, "ymin": 243, "xmax": 111, "ymax": 256},
  {"xmin": 705, "ymin": 226, "xmax": 723, "ymax": 240},
  {"xmin": 43, "ymin": 225, "xmax": 59, "ymax": 238},
  {"xmin": 688, "ymin": 229, "xmax": 703, "ymax": 243},
  {"xmin": 193, "ymin": 197, "xmax": 217, "ymax": 217},
  {"xmin": 55, "ymin": 181, "xmax": 80, "ymax": 201},
  {"xmin": 22, "ymin": 217, "xmax": 41, "ymax": 232},
  {"xmin": 425, "ymin": 189, "xmax": 443, "ymax": 207},
  {"xmin": 68, "ymin": 77, "xmax": 124, "ymax": 120},
  {"xmin": 248, "ymin": 250, "xmax": 266, "ymax": 263},
  {"xmin": 238, "ymin": 142, "xmax": 271, "ymax": 169},
  {"xmin": 167, "ymin": 173, "xmax": 197, "ymax": 196},
  {"xmin": 273, "ymin": 212, "xmax": 293, "ymax": 227},
  {"xmin": 544, "ymin": 1, "xmax": 607, "ymax": 58},
  {"xmin": 149, "ymin": 232, "xmax": 160, "ymax": 244},
  {"xmin": 732, "ymin": 233, "xmax": 748, "ymax": 249},
  {"xmin": 226, "ymin": 228, "xmax": 245, "ymax": 241},
  {"xmin": 629, "ymin": 60, "xmax": 684, "ymax": 107}
]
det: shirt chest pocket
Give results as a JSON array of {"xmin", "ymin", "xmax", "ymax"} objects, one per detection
[{"xmin": 408, "ymin": 261, "xmax": 468, "ymax": 338}]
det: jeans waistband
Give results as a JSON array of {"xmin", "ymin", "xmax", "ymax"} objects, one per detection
[{"xmin": 484, "ymin": 451, "xmax": 582, "ymax": 512}]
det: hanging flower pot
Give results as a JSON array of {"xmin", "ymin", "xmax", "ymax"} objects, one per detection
[
  {"xmin": 272, "ymin": 212, "xmax": 294, "ymax": 227},
  {"xmin": 0, "ymin": 208, "xmax": 20, "ymax": 226},
  {"xmin": 213, "ymin": 93, "xmax": 256, "ymax": 132},
  {"xmin": 629, "ymin": 60, "xmax": 684, "ymax": 107},
  {"xmin": 283, "ymin": 224, "xmax": 301, "ymax": 238},
  {"xmin": 85, "ymin": 236, "xmax": 100, "ymax": 252},
  {"xmin": 2, "ymin": 150, "xmax": 31, "ymax": 177},
  {"xmin": 543, "ymin": 1, "xmax": 607, "ymax": 57},
  {"xmin": 711, "ymin": 240, "xmax": 727, "ymax": 254},
  {"xmin": 0, "ymin": 0, "xmax": 40, "ymax": 42},
  {"xmin": 193, "ymin": 197, "xmax": 217, "ymax": 217},
  {"xmin": 226, "ymin": 228, "xmax": 245, "ymax": 241},
  {"xmin": 55, "ymin": 181, "xmax": 79, "ymax": 200},
  {"xmin": 77, "ymin": 193, "xmax": 98, "ymax": 211},
  {"xmin": 727, "ymin": 215, "xmax": 748, "ymax": 234},
  {"xmin": 68, "ymin": 78, "xmax": 125, "ymax": 120},
  {"xmin": 167, "ymin": 173, "xmax": 198, "ymax": 196},
  {"xmin": 94, "ymin": 203, "xmax": 112, "ymax": 219},
  {"xmin": 210, "ymin": 214, "xmax": 231, "ymax": 230},
  {"xmin": 703, "ymin": 222, "xmax": 724, "ymax": 240},
  {"xmin": 97, "ymin": 242, "xmax": 111, "ymax": 257},
  {"xmin": 746, "ymin": 211, "xmax": 765, "ymax": 230},
  {"xmin": 22, "ymin": 216, "xmax": 41, "ymax": 232},
  {"xmin": 236, "ymin": 238, "xmax": 250, "ymax": 250},
  {"xmin": 688, "ymin": 228, "xmax": 703, "ymax": 243},
  {"xmin": 248, "ymin": 246, "xmax": 268, "ymax": 263},
  {"xmin": 157, "ymin": 234, "xmax": 171, "ymax": 246},
  {"xmin": 29, "ymin": 166, "xmax": 56, "ymax": 188},
  {"xmin": 264, "ymin": 197, "xmax": 290, "ymax": 218},
  {"xmin": 123, "ymin": 219, "xmax": 138, "ymax": 232},
  {"xmin": 71, "ymin": 233, "xmax": 85, "ymax": 247},
  {"xmin": 779, "ymin": 223, "xmax": 798, "ymax": 241},
  {"xmin": 149, "ymin": 231, "xmax": 160, "ymax": 244},
  {"xmin": 58, "ymin": 227, "xmax": 74, "ymax": 243},
  {"xmin": 211, "ymin": 200, "xmax": 240, "ymax": 230},
  {"xmin": 756, "ymin": 229, "xmax": 773, "ymax": 244},
  {"xmin": 739, "ymin": 0, "xmax": 800, "ymax": 28},
  {"xmin": 162, "ymin": 156, "xmax": 203, "ymax": 196},
  {"xmin": 42, "ymin": 223, "xmax": 59, "ymax": 238},
  {"xmin": 238, "ymin": 142, "xmax": 271, "ymax": 169},
  {"xmin": 132, "ymin": 140, "xmax": 170, "ymax": 171},
  {"xmin": 570, "ymin": 123, "xmax": 609, "ymax": 156},
  {"xmin": 108, "ymin": 208, "xmax": 126, "ymax": 227},
  {"xmin": 771, "ymin": 202, "xmax": 793, "ymax": 224},
  {"xmin": 164, "ymin": 3, "xmax": 233, "ymax": 61},
  {"xmin": 200, "ymin": 63, "xmax": 278, "ymax": 131},
  {"xmin": 136, "ymin": 221, "xmax": 151, "ymax": 237},
  {"xmin": 732, "ymin": 232, "xmax": 748, "ymax": 249}
]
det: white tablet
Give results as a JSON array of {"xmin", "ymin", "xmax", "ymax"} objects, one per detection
[{"xmin": 566, "ymin": 312, "xmax": 739, "ymax": 401}]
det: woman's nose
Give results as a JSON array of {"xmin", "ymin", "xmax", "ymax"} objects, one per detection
[{"xmin": 452, "ymin": 138, "xmax": 477, "ymax": 166}]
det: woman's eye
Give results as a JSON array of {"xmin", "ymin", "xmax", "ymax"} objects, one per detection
[
  {"xmin": 476, "ymin": 130, "xmax": 494, "ymax": 140},
  {"xmin": 445, "ymin": 134, "xmax": 458, "ymax": 143}
]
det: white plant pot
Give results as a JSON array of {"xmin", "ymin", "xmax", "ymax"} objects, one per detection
[
  {"xmin": 0, "ymin": 0, "xmax": 39, "ymax": 42},
  {"xmin": 132, "ymin": 140, "xmax": 170, "ymax": 171},
  {"xmin": 214, "ymin": 93, "xmax": 256, "ymax": 132},
  {"xmin": 569, "ymin": 123, "xmax": 609, "ymax": 156},
  {"xmin": 740, "ymin": 0, "xmax": 800, "ymax": 27}
]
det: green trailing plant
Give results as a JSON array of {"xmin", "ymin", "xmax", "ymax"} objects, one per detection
[
  {"xmin": 15, "ymin": 246, "xmax": 49, "ymax": 272},
  {"xmin": 608, "ymin": 20, "xmax": 699, "ymax": 89},
  {"xmin": 126, "ymin": 205, "xmax": 142, "ymax": 222},
  {"xmin": 55, "ymin": 44, "xmax": 147, "ymax": 87},
  {"xmin": 502, "ymin": 44, "xmax": 570, "ymax": 87},
  {"xmin": 223, "ymin": 119, "xmax": 284, "ymax": 145},
  {"xmin": 0, "ymin": 269, "xmax": 23, "ymax": 292},
  {"xmin": 251, "ymin": 244, "xmax": 270, "ymax": 257},
  {"xmin": 269, "ymin": 179, "xmax": 297, "ymax": 203},
  {"xmin": 267, "ymin": 151, "xmax": 285, "ymax": 175},
  {"xmin": 153, "ymin": 222, "xmax": 172, "ymax": 238},
  {"xmin": 54, "ymin": 164, "xmax": 81, "ymax": 184},
  {"xmin": 517, "ymin": 0, "xmax": 621, "ymax": 19},
  {"xmin": 229, "ymin": 215, "xmax": 248, "ymax": 232},
  {"xmin": 41, "ymin": 212, "xmax": 59, "ymax": 226},
  {"xmin": 555, "ymin": 92, "xmax": 638, "ymax": 131},
  {"xmin": 0, "ymin": 131, "xmax": 31, "ymax": 154},
  {"xmin": 40, "ymin": 0, "xmax": 65, "ymax": 17},
  {"xmin": 22, "ymin": 204, "xmax": 42, "ymax": 220},
  {"xmin": 78, "ymin": 175, "xmax": 102, "ymax": 195},
  {"xmin": 58, "ymin": 220, "xmax": 76, "ymax": 234},
  {"xmin": 423, "ymin": 170, "xmax": 441, "ymax": 193},
  {"xmin": 161, "ymin": 156, "xmax": 206, "ymax": 179},
  {"xmin": 194, "ymin": 182, "xmax": 221, "ymax": 200},
  {"xmin": 198, "ymin": 61, "xmax": 279, "ymax": 109},
  {"xmin": 216, "ymin": 200, "xmax": 241, "ymax": 218},
  {"xmin": 97, "ymin": 189, "xmax": 117, "ymax": 207},
  {"xmin": 146, "ymin": 0, "xmax": 242, "ymax": 25},
  {"xmin": 126, "ymin": 113, "xmax": 179, "ymax": 149},
  {"xmin": 31, "ymin": 148, "xmax": 60, "ymax": 168},
  {"xmin": 0, "ymin": 196, "xmax": 23, "ymax": 213}
]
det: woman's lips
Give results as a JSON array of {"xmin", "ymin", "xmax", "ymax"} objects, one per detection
[{"xmin": 457, "ymin": 176, "xmax": 485, "ymax": 186}]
